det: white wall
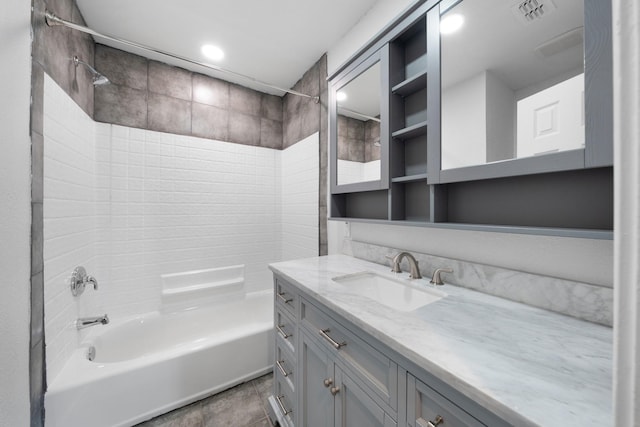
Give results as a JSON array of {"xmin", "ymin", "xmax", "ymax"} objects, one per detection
[
  {"xmin": 326, "ymin": 0, "xmax": 614, "ymax": 288},
  {"xmin": 281, "ymin": 133, "xmax": 320, "ymax": 261},
  {"xmin": 43, "ymin": 75, "xmax": 98, "ymax": 381},
  {"xmin": 0, "ymin": 0, "xmax": 32, "ymax": 424}
]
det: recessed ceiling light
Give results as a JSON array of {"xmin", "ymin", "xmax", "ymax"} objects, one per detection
[
  {"xmin": 201, "ymin": 44, "xmax": 224, "ymax": 61},
  {"xmin": 336, "ymin": 91, "xmax": 347, "ymax": 102},
  {"xmin": 440, "ymin": 14, "xmax": 464, "ymax": 35}
]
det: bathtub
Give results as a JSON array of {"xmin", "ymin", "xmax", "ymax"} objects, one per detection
[{"xmin": 45, "ymin": 290, "xmax": 274, "ymax": 427}]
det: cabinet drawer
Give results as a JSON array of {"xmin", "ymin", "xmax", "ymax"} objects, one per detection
[
  {"xmin": 407, "ymin": 375, "xmax": 486, "ymax": 427},
  {"xmin": 274, "ymin": 369, "xmax": 296, "ymax": 426},
  {"xmin": 275, "ymin": 278, "xmax": 297, "ymax": 317},
  {"xmin": 300, "ymin": 298, "xmax": 398, "ymax": 412},
  {"xmin": 275, "ymin": 341, "xmax": 296, "ymax": 393},
  {"xmin": 276, "ymin": 309, "xmax": 296, "ymax": 354}
]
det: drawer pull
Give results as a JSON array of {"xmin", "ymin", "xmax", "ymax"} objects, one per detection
[
  {"xmin": 330, "ymin": 386, "xmax": 340, "ymax": 396},
  {"xmin": 277, "ymin": 292, "xmax": 293, "ymax": 304},
  {"xmin": 319, "ymin": 328, "xmax": 346, "ymax": 350},
  {"xmin": 276, "ymin": 359, "xmax": 289, "ymax": 377},
  {"xmin": 323, "ymin": 378, "xmax": 333, "ymax": 387},
  {"xmin": 276, "ymin": 324, "xmax": 291, "ymax": 339},
  {"xmin": 427, "ymin": 415, "xmax": 444, "ymax": 427},
  {"xmin": 275, "ymin": 394, "xmax": 292, "ymax": 416}
]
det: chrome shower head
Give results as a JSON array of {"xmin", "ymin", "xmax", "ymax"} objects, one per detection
[{"xmin": 72, "ymin": 56, "xmax": 110, "ymax": 86}]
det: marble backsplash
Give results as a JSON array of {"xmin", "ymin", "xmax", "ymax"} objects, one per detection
[{"xmin": 343, "ymin": 240, "xmax": 613, "ymax": 326}]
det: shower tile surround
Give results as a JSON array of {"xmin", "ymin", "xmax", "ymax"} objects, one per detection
[
  {"xmin": 43, "ymin": 74, "xmax": 320, "ymax": 385},
  {"xmin": 344, "ymin": 240, "xmax": 613, "ymax": 326}
]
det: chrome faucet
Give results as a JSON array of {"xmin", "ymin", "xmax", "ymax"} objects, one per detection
[
  {"xmin": 76, "ymin": 314, "xmax": 109, "ymax": 330},
  {"xmin": 388, "ymin": 252, "xmax": 422, "ymax": 279}
]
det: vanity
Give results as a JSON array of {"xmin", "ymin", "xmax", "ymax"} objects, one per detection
[{"xmin": 266, "ymin": 255, "xmax": 612, "ymax": 427}]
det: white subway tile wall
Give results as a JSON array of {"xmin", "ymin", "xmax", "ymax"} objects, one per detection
[
  {"xmin": 43, "ymin": 76, "xmax": 319, "ymax": 384},
  {"xmin": 281, "ymin": 133, "xmax": 320, "ymax": 261},
  {"xmin": 43, "ymin": 75, "xmax": 98, "ymax": 381}
]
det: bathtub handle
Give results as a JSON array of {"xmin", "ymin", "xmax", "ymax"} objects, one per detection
[
  {"xmin": 319, "ymin": 329, "xmax": 346, "ymax": 350},
  {"xmin": 275, "ymin": 395, "xmax": 292, "ymax": 416},
  {"xmin": 276, "ymin": 360, "xmax": 290, "ymax": 377},
  {"xmin": 277, "ymin": 292, "xmax": 293, "ymax": 304},
  {"xmin": 276, "ymin": 324, "xmax": 291, "ymax": 340}
]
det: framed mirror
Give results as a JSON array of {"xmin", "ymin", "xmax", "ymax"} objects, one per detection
[
  {"xmin": 330, "ymin": 48, "xmax": 389, "ymax": 194},
  {"xmin": 437, "ymin": 0, "xmax": 612, "ymax": 183}
]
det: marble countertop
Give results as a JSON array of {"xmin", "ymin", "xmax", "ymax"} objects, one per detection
[{"xmin": 269, "ymin": 255, "xmax": 613, "ymax": 427}]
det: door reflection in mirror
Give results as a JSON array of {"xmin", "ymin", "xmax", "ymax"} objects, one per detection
[
  {"xmin": 441, "ymin": 0, "xmax": 585, "ymax": 170},
  {"xmin": 336, "ymin": 62, "xmax": 382, "ymax": 186}
]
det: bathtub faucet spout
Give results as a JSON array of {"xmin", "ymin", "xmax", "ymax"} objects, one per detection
[{"xmin": 76, "ymin": 314, "xmax": 109, "ymax": 330}]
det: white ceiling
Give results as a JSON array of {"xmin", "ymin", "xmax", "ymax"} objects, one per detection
[{"xmin": 76, "ymin": 0, "xmax": 379, "ymax": 95}]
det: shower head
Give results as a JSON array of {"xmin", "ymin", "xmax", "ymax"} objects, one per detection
[{"xmin": 72, "ymin": 56, "xmax": 110, "ymax": 86}]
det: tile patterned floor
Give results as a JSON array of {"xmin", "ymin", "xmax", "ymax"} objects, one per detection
[{"xmin": 134, "ymin": 373, "xmax": 274, "ymax": 427}]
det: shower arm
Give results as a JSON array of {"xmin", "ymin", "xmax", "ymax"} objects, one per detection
[{"xmin": 44, "ymin": 10, "xmax": 320, "ymax": 103}]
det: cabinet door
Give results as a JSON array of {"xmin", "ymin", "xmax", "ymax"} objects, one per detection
[
  {"xmin": 407, "ymin": 375, "xmax": 485, "ymax": 427},
  {"xmin": 299, "ymin": 331, "xmax": 334, "ymax": 427},
  {"xmin": 334, "ymin": 366, "xmax": 397, "ymax": 427}
]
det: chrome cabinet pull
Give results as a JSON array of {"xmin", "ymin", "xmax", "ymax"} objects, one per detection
[
  {"xmin": 277, "ymin": 292, "xmax": 293, "ymax": 304},
  {"xmin": 330, "ymin": 386, "xmax": 340, "ymax": 396},
  {"xmin": 427, "ymin": 415, "xmax": 444, "ymax": 427},
  {"xmin": 276, "ymin": 324, "xmax": 291, "ymax": 339},
  {"xmin": 319, "ymin": 328, "xmax": 346, "ymax": 350},
  {"xmin": 275, "ymin": 395, "xmax": 291, "ymax": 416},
  {"xmin": 323, "ymin": 378, "xmax": 333, "ymax": 387},
  {"xmin": 276, "ymin": 360, "xmax": 289, "ymax": 377}
]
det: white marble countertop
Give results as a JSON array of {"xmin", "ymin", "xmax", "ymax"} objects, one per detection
[{"xmin": 269, "ymin": 255, "xmax": 613, "ymax": 427}]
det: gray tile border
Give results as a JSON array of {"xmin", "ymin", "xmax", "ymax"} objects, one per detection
[
  {"xmin": 192, "ymin": 102, "xmax": 229, "ymax": 141},
  {"xmin": 192, "ymin": 74, "xmax": 230, "ymax": 109},
  {"xmin": 95, "ymin": 44, "xmax": 148, "ymax": 91},
  {"xmin": 228, "ymin": 112, "xmax": 261, "ymax": 146},
  {"xmin": 260, "ymin": 94, "xmax": 283, "ymax": 122},
  {"xmin": 149, "ymin": 61, "xmax": 193, "ymax": 101},
  {"xmin": 148, "ymin": 93, "xmax": 192, "ymax": 135},
  {"xmin": 229, "ymin": 84, "xmax": 262, "ymax": 117},
  {"xmin": 259, "ymin": 118, "xmax": 283, "ymax": 149},
  {"xmin": 95, "ymin": 84, "xmax": 148, "ymax": 128}
]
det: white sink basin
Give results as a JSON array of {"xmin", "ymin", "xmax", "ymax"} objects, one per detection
[{"xmin": 332, "ymin": 271, "xmax": 446, "ymax": 312}]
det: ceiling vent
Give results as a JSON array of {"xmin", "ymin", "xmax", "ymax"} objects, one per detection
[{"xmin": 511, "ymin": 0, "xmax": 557, "ymax": 25}]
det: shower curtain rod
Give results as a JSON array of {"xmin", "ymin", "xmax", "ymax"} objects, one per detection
[{"xmin": 44, "ymin": 10, "xmax": 320, "ymax": 103}]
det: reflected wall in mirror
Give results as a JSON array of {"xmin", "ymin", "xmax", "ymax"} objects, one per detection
[
  {"xmin": 336, "ymin": 61, "xmax": 382, "ymax": 186},
  {"xmin": 441, "ymin": 0, "xmax": 585, "ymax": 170}
]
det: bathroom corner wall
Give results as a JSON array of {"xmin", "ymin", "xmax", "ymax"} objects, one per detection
[
  {"xmin": 30, "ymin": 0, "xmax": 96, "ymax": 423},
  {"xmin": 283, "ymin": 55, "xmax": 329, "ymax": 255},
  {"xmin": 42, "ymin": 75, "xmax": 97, "ymax": 381},
  {"xmin": 93, "ymin": 45, "xmax": 283, "ymax": 150}
]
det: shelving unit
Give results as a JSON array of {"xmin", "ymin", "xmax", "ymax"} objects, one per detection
[{"xmin": 388, "ymin": 16, "xmax": 431, "ymax": 222}]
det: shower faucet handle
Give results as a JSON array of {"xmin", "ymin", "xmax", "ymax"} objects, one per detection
[{"xmin": 70, "ymin": 266, "xmax": 99, "ymax": 296}]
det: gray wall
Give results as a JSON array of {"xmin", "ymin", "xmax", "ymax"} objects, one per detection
[
  {"xmin": 337, "ymin": 115, "xmax": 381, "ymax": 162},
  {"xmin": 94, "ymin": 45, "xmax": 283, "ymax": 149},
  {"xmin": 31, "ymin": 0, "xmax": 96, "ymax": 423}
]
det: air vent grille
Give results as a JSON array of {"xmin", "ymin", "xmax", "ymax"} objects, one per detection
[{"xmin": 511, "ymin": 0, "xmax": 556, "ymax": 25}]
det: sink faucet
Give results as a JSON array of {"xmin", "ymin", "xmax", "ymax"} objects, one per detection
[
  {"xmin": 388, "ymin": 252, "xmax": 422, "ymax": 279},
  {"xmin": 76, "ymin": 314, "xmax": 109, "ymax": 330},
  {"xmin": 430, "ymin": 268, "xmax": 453, "ymax": 285}
]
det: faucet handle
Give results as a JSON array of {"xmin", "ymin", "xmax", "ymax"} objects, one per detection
[
  {"xmin": 84, "ymin": 275, "xmax": 98, "ymax": 290},
  {"xmin": 385, "ymin": 255, "xmax": 402, "ymax": 273},
  {"xmin": 430, "ymin": 268, "xmax": 453, "ymax": 285}
]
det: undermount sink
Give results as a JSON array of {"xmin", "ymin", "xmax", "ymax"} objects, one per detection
[{"xmin": 331, "ymin": 271, "xmax": 446, "ymax": 312}]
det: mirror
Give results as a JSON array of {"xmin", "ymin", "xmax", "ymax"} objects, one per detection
[
  {"xmin": 441, "ymin": 0, "xmax": 585, "ymax": 170},
  {"xmin": 336, "ymin": 61, "xmax": 382, "ymax": 186}
]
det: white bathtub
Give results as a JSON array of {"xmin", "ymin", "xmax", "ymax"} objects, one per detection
[{"xmin": 45, "ymin": 290, "xmax": 274, "ymax": 427}]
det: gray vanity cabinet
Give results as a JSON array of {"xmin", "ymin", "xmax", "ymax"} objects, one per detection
[{"xmin": 270, "ymin": 274, "xmax": 497, "ymax": 427}]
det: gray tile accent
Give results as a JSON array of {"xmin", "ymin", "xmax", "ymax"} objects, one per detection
[
  {"xmin": 261, "ymin": 94, "xmax": 283, "ymax": 122},
  {"xmin": 31, "ymin": 202, "xmax": 44, "ymax": 276},
  {"xmin": 229, "ymin": 84, "xmax": 262, "ymax": 116},
  {"xmin": 192, "ymin": 74, "xmax": 229, "ymax": 109},
  {"xmin": 149, "ymin": 61, "xmax": 192, "ymax": 101},
  {"xmin": 228, "ymin": 112, "xmax": 261, "ymax": 146},
  {"xmin": 31, "ymin": 130, "xmax": 44, "ymax": 204},
  {"xmin": 30, "ymin": 62, "xmax": 44, "ymax": 136},
  {"xmin": 148, "ymin": 93, "xmax": 192, "ymax": 135},
  {"xmin": 29, "ymin": 337, "xmax": 45, "ymax": 427},
  {"xmin": 95, "ymin": 44, "xmax": 148, "ymax": 90},
  {"xmin": 30, "ymin": 271, "xmax": 44, "ymax": 346},
  {"xmin": 260, "ymin": 118, "xmax": 283, "ymax": 149},
  {"xmin": 192, "ymin": 103, "xmax": 229, "ymax": 141},
  {"xmin": 95, "ymin": 84, "xmax": 148, "ymax": 128}
]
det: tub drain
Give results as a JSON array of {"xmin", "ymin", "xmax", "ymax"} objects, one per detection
[{"xmin": 86, "ymin": 346, "xmax": 96, "ymax": 361}]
